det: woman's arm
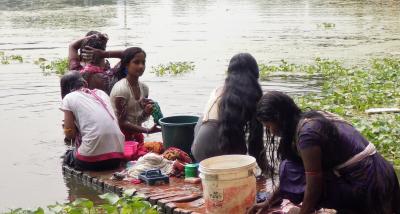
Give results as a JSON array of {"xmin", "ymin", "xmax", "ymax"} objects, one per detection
[
  {"xmin": 68, "ymin": 35, "xmax": 94, "ymax": 70},
  {"xmin": 82, "ymin": 47, "xmax": 123, "ymax": 59},
  {"xmin": 247, "ymin": 187, "xmax": 283, "ymax": 214},
  {"xmin": 63, "ymin": 110, "xmax": 78, "ymax": 140},
  {"xmin": 299, "ymin": 146, "xmax": 323, "ymax": 214},
  {"xmin": 114, "ymin": 97, "xmax": 156, "ymax": 134}
]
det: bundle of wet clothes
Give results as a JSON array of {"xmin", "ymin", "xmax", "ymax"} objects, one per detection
[{"xmin": 113, "ymin": 142, "xmax": 192, "ymax": 181}]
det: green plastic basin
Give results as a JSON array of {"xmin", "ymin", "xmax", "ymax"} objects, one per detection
[{"xmin": 159, "ymin": 115, "xmax": 199, "ymax": 156}]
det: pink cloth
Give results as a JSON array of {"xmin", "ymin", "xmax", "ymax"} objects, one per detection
[
  {"xmin": 80, "ymin": 64, "xmax": 105, "ymax": 74},
  {"xmin": 124, "ymin": 141, "xmax": 148, "ymax": 161}
]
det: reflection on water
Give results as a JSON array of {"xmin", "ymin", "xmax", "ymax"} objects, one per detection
[
  {"xmin": 63, "ymin": 173, "xmax": 104, "ymax": 204},
  {"xmin": 0, "ymin": 0, "xmax": 400, "ymax": 211}
]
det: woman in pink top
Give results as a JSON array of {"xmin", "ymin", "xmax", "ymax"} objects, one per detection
[{"xmin": 68, "ymin": 31, "xmax": 125, "ymax": 94}]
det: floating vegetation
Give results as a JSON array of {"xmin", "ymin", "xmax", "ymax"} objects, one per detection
[
  {"xmin": 6, "ymin": 191, "xmax": 159, "ymax": 214},
  {"xmin": 34, "ymin": 57, "xmax": 69, "ymax": 75},
  {"xmin": 151, "ymin": 61, "xmax": 195, "ymax": 76},
  {"xmin": 259, "ymin": 58, "xmax": 400, "ymax": 166},
  {"xmin": 317, "ymin": 22, "xmax": 336, "ymax": 29},
  {"xmin": 8, "ymin": 6, "xmax": 116, "ymax": 29},
  {"xmin": 0, "ymin": 52, "xmax": 23, "ymax": 64}
]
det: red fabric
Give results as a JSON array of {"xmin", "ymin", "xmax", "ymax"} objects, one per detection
[
  {"xmin": 80, "ymin": 64, "xmax": 105, "ymax": 74},
  {"xmin": 75, "ymin": 151, "xmax": 124, "ymax": 162},
  {"xmin": 131, "ymin": 179, "xmax": 142, "ymax": 184},
  {"xmin": 122, "ymin": 131, "xmax": 145, "ymax": 144},
  {"xmin": 163, "ymin": 147, "xmax": 192, "ymax": 164}
]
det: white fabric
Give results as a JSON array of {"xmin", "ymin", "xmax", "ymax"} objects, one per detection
[
  {"xmin": 202, "ymin": 86, "xmax": 223, "ymax": 122},
  {"xmin": 127, "ymin": 153, "xmax": 174, "ymax": 179},
  {"xmin": 334, "ymin": 143, "xmax": 376, "ymax": 176},
  {"xmin": 110, "ymin": 78, "xmax": 149, "ymax": 125},
  {"xmin": 61, "ymin": 89, "xmax": 124, "ymax": 156}
]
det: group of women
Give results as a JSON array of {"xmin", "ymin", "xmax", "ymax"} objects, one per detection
[
  {"xmin": 60, "ymin": 31, "xmax": 400, "ymax": 213},
  {"xmin": 61, "ymin": 32, "xmax": 160, "ymax": 171}
]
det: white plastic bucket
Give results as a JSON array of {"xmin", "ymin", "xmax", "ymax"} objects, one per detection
[{"xmin": 199, "ymin": 155, "xmax": 257, "ymax": 214}]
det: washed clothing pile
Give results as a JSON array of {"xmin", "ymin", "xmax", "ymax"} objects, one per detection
[
  {"xmin": 126, "ymin": 148, "xmax": 193, "ymax": 179},
  {"xmin": 163, "ymin": 147, "xmax": 192, "ymax": 163},
  {"xmin": 127, "ymin": 153, "xmax": 174, "ymax": 179}
]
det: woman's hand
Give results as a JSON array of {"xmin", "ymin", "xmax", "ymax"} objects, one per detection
[
  {"xmin": 82, "ymin": 46, "xmax": 106, "ymax": 60},
  {"xmin": 144, "ymin": 103, "xmax": 154, "ymax": 116},
  {"xmin": 247, "ymin": 201, "xmax": 269, "ymax": 214},
  {"xmin": 147, "ymin": 124, "xmax": 161, "ymax": 134},
  {"xmin": 140, "ymin": 98, "xmax": 154, "ymax": 116}
]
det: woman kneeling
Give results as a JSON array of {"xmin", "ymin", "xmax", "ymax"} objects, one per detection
[
  {"xmin": 60, "ymin": 71, "xmax": 124, "ymax": 171},
  {"xmin": 249, "ymin": 91, "xmax": 400, "ymax": 214}
]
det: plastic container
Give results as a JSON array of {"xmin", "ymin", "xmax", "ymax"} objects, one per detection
[
  {"xmin": 151, "ymin": 102, "xmax": 163, "ymax": 125},
  {"xmin": 158, "ymin": 115, "xmax": 199, "ymax": 156},
  {"xmin": 199, "ymin": 155, "xmax": 257, "ymax": 214},
  {"xmin": 185, "ymin": 163, "xmax": 199, "ymax": 178},
  {"xmin": 124, "ymin": 141, "xmax": 139, "ymax": 160}
]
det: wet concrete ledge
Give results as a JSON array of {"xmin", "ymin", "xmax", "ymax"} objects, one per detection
[{"xmin": 62, "ymin": 165, "xmax": 269, "ymax": 214}]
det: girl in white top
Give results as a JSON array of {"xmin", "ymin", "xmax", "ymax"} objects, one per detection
[
  {"xmin": 110, "ymin": 47, "xmax": 161, "ymax": 143},
  {"xmin": 60, "ymin": 71, "xmax": 124, "ymax": 171}
]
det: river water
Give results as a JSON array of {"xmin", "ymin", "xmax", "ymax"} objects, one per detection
[{"xmin": 0, "ymin": 0, "xmax": 399, "ymax": 211}]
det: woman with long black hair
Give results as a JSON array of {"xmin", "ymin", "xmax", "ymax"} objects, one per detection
[
  {"xmin": 248, "ymin": 91, "xmax": 400, "ymax": 214},
  {"xmin": 191, "ymin": 53, "xmax": 265, "ymax": 167}
]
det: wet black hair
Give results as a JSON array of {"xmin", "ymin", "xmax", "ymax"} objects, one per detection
[
  {"xmin": 85, "ymin": 31, "xmax": 101, "ymax": 36},
  {"xmin": 115, "ymin": 47, "xmax": 146, "ymax": 80},
  {"xmin": 60, "ymin": 71, "xmax": 86, "ymax": 98},
  {"xmin": 218, "ymin": 53, "xmax": 265, "ymax": 168},
  {"xmin": 256, "ymin": 91, "xmax": 339, "ymax": 179},
  {"xmin": 79, "ymin": 31, "xmax": 108, "ymax": 64}
]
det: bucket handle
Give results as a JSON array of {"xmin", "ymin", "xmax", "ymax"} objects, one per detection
[{"xmin": 203, "ymin": 169, "xmax": 255, "ymax": 180}]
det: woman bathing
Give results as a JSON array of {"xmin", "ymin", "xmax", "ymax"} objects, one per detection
[
  {"xmin": 248, "ymin": 91, "xmax": 400, "ymax": 214},
  {"xmin": 68, "ymin": 31, "xmax": 126, "ymax": 94}
]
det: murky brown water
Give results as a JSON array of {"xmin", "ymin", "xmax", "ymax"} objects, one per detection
[{"xmin": 0, "ymin": 0, "xmax": 400, "ymax": 211}]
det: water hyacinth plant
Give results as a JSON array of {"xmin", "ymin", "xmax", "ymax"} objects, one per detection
[
  {"xmin": 6, "ymin": 190, "xmax": 159, "ymax": 214},
  {"xmin": 35, "ymin": 57, "xmax": 69, "ymax": 75},
  {"xmin": 151, "ymin": 61, "xmax": 195, "ymax": 76},
  {"xmin": 0, "ymin": 51, "xmax": 23, "ymax": 64},
  {"xmin": 259, "ymin": 58, "xmax": 400, "ymax": 166}
]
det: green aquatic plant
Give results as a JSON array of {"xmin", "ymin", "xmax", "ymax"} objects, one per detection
[
  {"xmin": 0, "ymin": 52, "xmax": 24, "ymax": 64},
  {"xmin": 259, "ymin": 58, "xmax": 400, "ymax": 166},
  {"xmin": 35, "ymin": 57, "xmax": 69, "ymax": 75},
  {"xmin": 7, "ymin": 191, "xmax": 159, "ymax": 214},
  {"xmin": 151, "ymin": 61, "xmax": 195, "ymax": 76},
  {"xmin": 317, "ymin": 22, "xmax": 336, "ymax": 29}
]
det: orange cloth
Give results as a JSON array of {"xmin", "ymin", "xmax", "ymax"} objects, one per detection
[
  {"xmin": 163, "ymin": 147, "xmax": 192, "ymax": 164},
  {"xmin": 143, "ymin": 141, "xmax": 164, "ymax": 154}
]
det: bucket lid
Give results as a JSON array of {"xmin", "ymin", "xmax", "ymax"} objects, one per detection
[{"xmin": 199, "ymin": 155, "xmax": 256, "ymax": 175}]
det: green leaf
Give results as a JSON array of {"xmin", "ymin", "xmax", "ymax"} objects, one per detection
[
  {"xmin": 99, "ymin": 193, "xmax": 120, "ymax": 205},
  {"xmin": 33, "ymin": 207, "xmax": 44, "ymax": 214},
  {"xmin": 123, "ymin": 188, "xmax": 137, "ymax": 197},
  {"xmin": 71, "ymin": 198, "xmax": 93, "ymax": 210}
]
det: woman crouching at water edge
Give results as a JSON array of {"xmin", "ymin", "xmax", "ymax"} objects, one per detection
[
  {"xmin": 248, "ymin": 91, "xmax": 400, "ymax": 214},
  {"xmin": 191, "ymin": 53, "xmax": 265, "ymax": 168},
  {"xmin": 110, "ymin": 47, "xmax": 161, "ymax": 143},
  {"xmin": 60, "ymin": 71, "xmax": 125, "ymax": 171}
]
